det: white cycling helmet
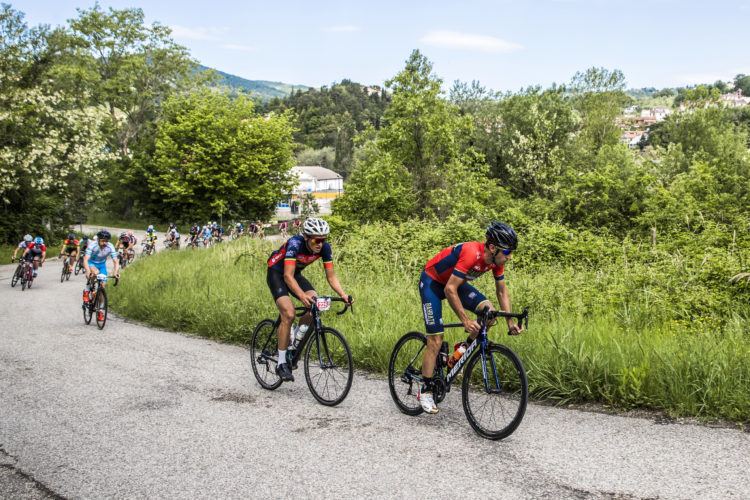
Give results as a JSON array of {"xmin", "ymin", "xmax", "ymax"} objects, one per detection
[
  {"xmin": 24, "ymin": 234, "xmax": 33, "ymax": 242},
  {"xmin": 148, "ymin": 225, "xmax": 154, "ymax": 231},
  {"xmin": 302, "ymin": 217, "xmax": 330, "ymax": 236}
]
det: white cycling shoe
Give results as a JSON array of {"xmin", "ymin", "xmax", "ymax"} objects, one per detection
[{"xmin": 418, "ymin": 390, "xmax": 439, "ymax": 414}]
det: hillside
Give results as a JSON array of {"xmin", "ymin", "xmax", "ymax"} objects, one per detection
[{"xmin": 198, "ymin": 65, "xmax": 311, "ymax": 101}]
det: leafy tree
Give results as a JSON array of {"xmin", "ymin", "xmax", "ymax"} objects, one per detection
[
  {"xmin": 300, "ymin": 192, "xmax": 320, "ymax": 218},
  {"xmin": 65, "ymin": 4, "xmax": 201, "ymax": 217},
  {"xmin": 569, "ymin": 67, "xmax": 631, "ymax": 153},
  {"xmin": 151, "ymin": 89, "xmax": 296, "ymax": 221},
  {"xmin": 733, "ymin": 74, "xmax": 750, "ymax": 96},
  {"xmin": 654, "ymin": 88, "xmax": 676, "ymax": 98},
  {"xmin": 0, "ymin": 5, "xmax": 111, "ymax": 242},
  {"xmin": 332, "ymin": 147, "xmax": 416, "ymax": 223},
  {"xmin": 378, "ymin": 49, "xmax": 474, "ymax": 214}
]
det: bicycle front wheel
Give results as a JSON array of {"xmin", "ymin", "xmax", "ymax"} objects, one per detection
[
  {"xmin": 95, "ymin": 287, "xmax": 108, "ymax": 329},
  {"xmin": 388, "ymin": 331, "xmax": 428, "ymax": 416},
  {"xmin": 60, "ymin": 262, "xmax": 66, "ymax": 282},
  {"xmin": 74, "ymin": 258, "xmax": 83, "ymax": 275},
  {"xmin": 462, "ymin": 344, "xmax": 528, "ymax": 440},
  {"xmin": 250, "ymin": 319, "xmax": 282, "ymax": 390},
  {"xmin": 11, "ymin": 265, "xmax": 21, "ymax": 287},
  {"xmin": 303, "ymin": 327, "xmax": 353, "ymax": 406}
]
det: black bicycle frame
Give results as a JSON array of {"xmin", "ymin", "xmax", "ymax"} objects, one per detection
[
  {"xmin": 412, "ymin": 309, "xmax": 529, "ymax": 391},
  {"xmin": 267, "ymin": 296, "xmax": 353, "ymax": 367}
]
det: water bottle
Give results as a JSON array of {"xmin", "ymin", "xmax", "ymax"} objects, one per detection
[
  {"xmin": 447, "ymin": 342, "xmax": 467, "ymax": 369},
  {"xmin": 288, "ymin": 324, "xmax": 298, "ymax": 350},
  {"xmin": 293, "ymin": 323, "xmax": 309, "ymax": 349}
]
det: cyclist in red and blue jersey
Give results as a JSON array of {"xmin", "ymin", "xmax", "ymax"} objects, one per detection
[
  {"xmin": 266, "ymin": 217, "xmax": 353, "ymax": 382},
  {"xmin": 417, "ymin": 222, "xmax": 524, "ymax": 414}
]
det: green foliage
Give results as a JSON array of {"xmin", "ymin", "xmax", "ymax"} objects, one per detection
[
  {"xmin": 734, "ymin": 74, "xmax": 750, "ymax": 96},
  {"xmin": 0, "ymin": 5, "xmax": 112, "ymax": 243},
  {"xmin": 556, "ymin": 145, "xmax": 652, "ymax": 231},
  {"xmin": 569, "ymin": 67, "xmax": 632, "ymax": 153},
  {"xmin": 300, "ymin": 192, "xmax": 319, "ymax": 218},
  {"xmin": 332, "ymin": 148, "xmax": 415, "ymax": 223},
  {"xmin": 264, "ymin": 79, "xmax": 390, "ymax": 158},
  {"xmin": 151, "ymin": 89, "xmax": 296, "ymax": 221}
]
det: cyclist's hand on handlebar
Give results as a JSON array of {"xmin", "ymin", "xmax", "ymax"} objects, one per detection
[
  {"xmin": 507, "ymin": 321, "xmax": 524, "ymax": 336},
  {"xmin": 300, "ymin": 294, "xmax": 315, "ymax": 308},
  {"xmin": 115, "ymin": 273, "xmax": 121, "ymax": 280},
  {"xmin": 464, "ymin": 319, "xmax": 481, "ymax": 336},
  {"xmin": 342, "ymin": 294, "xmax": 354, "ymax": 305}
]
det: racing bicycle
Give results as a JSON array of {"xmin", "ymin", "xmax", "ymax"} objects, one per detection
[
  {"xmin": 82, "ymin": 272, "xmax": 119, "ymax": 329},
  {"xmin": 60, "ymin": 254, "xmax": 73, "ymax": 282},
  {"xmin": 251, "ymin": 296, "xmax": 354, "ymax": 406},
  {"xmin": 388, "ymin": 308, "xmax": 529, "ymax": 440}
]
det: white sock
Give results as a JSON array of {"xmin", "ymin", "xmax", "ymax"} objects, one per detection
[{"xmin": 278, "ymin": 350, "xmax": 287, "ymax": 366}]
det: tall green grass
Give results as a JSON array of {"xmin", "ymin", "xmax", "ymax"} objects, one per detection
[{"xmin": 110, "ymin": 238, "xmax": 750, "ymax": 422}]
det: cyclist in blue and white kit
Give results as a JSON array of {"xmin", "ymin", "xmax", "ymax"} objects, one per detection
[{"xmin": 82, "ymin": 230, "xmax": 120, "ymax": 304}]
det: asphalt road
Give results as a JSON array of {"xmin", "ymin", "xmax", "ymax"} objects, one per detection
[{"xmin": 1, "ymin": 241, "xmax": 749, "ymax": 499}]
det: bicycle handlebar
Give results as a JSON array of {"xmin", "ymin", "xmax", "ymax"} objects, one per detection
[
  {"xmin": 477, "ymin": 308, "xmax": 529, "ymax": 335},
  {"xmin": 294, "ymin": 295, "xmax": 354, "ymax": 316}
]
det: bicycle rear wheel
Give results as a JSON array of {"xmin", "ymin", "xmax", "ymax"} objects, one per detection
[
  {"xmin": 304, "ymin": 327, "xmax": 353, "ymax": 406},
  {"xmin": 95, "ymin": 286, "xmax": 108, "ymax": 329},
  {"xmin": 462, "ymin": 344, "xmax": 528, "ymax": 440},
  {"xmin": 250, "ymin": 319, "xmax": 282, "ymax": 390},
  {"xmin": 388, "ymin": 331, "xmax": 428, "ymax": 416}
]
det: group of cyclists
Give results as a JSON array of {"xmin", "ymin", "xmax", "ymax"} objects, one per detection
[
  {"xmin": 9, "ymin": 216, "xmax": 524, "ymax": 415},
  {"xmin": 264, "ymin": 217, "xmax": 523, "ymax": 416}
]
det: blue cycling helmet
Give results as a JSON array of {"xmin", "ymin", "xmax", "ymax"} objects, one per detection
[{"xmin": 35, "ymin": 237, "xmax": 44, "ymax": 245}]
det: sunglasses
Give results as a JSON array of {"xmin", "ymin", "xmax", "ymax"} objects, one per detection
[
  {"xmin": 493, "ymin": 247, "xmax": 512, "ymax": 256},
  {"xmin": 310, "ymin": 237, "xmax": 327, "ymax": 244}
]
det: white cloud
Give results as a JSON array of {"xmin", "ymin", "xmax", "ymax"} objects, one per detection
[
  {"xmin": 222, "ymin": 44, "xmax": 257, "ymax": 52},
  {"xmin": 420, "ymin": 30, "xmax": 522, "ymax": 53},
  {"xmin": 169, "ymin": 25, "xmax": 229, "ymax": 41},
  {"xmin": 324, "ymin": 26, "xmax": 360, "ymax": 33}
]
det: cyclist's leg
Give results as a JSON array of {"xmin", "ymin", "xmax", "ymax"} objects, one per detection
[
  {"xmin": 418, "ymin": 271, "xmax": 445, "ymax": 413},
  {"xmin": 456, "ymin": 282, "xmax": 491, "ymax": 343}
]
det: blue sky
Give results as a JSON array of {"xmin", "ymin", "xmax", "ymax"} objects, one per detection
[{"xmin": 13, "ymin": 0, "xmax": 750, "ymax": 92}]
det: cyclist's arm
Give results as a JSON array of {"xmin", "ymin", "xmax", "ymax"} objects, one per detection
[
  {"xmin": 40, "ymin": 249, "xmax": 46, "ymax": 263},
  {"xmin": 444, "ymin": 274, "xmax": 480, "ymax": 334},
  {"xmin": 495, "ymin": 279, "xmax": 523, "ymax": 334},
  {"xmin": 83, "ymin": 253, "xmax": 91, "ymax": 274},
  {"xmin": 112, "ymin": 253, "xmax": 120, "ymax": 277},
  {"xmin": 21, "ymin": 248, "xmax": 29, "ymax": 259},
  {"xmin": 323, "ymin": 266, "xmax": 351, "ymax": 303}
]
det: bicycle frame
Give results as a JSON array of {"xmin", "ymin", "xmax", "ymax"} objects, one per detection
[
  {"xmin": 262, "ymin": 297, "xmax": 353, "ymax": 367},
  {"xmin": 409, "ymin": 309, "xmax": 529, "ymax": 393}
]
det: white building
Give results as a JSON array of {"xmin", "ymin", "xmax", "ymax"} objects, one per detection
[{"xmin": 275, "ymin": 166, "xmax": 344, "ymax": 218}]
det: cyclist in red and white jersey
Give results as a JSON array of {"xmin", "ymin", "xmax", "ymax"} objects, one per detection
[
  {"xmin": 21, "ymin": 237, "xmax": 47, "ymax": 277},
  {"xmin": 417, "ymin": 222, "xmax": 523, "ymax": 414}
]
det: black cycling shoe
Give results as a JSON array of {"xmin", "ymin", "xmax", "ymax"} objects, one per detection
[{"xmin": 276, "ymin": 362, "xmax": 294, "ymax": 382}]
